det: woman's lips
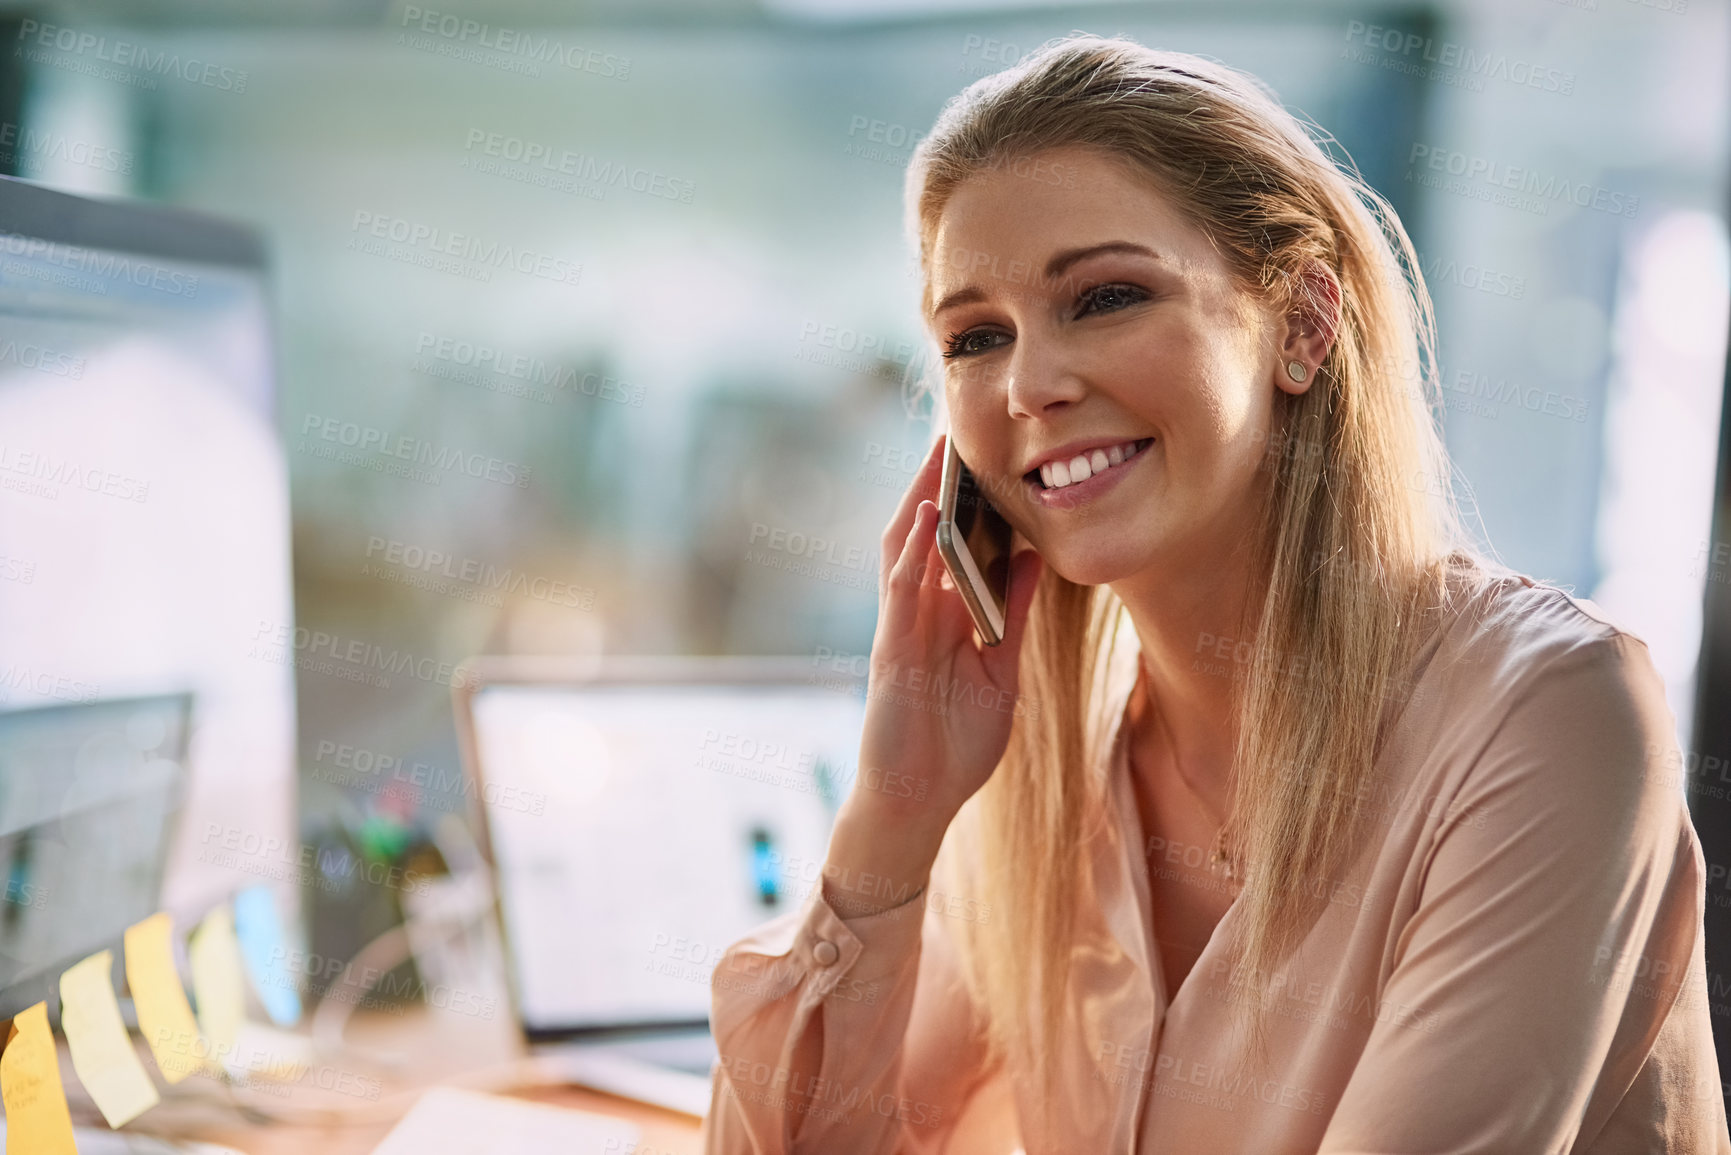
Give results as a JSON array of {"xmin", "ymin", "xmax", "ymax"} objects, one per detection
[
  {"xmin": 1025, "ymin": 437, "xmax": 1154, "ymax": 509},
  {"xmin": 1034, "ymin": 437, "xmax": 1152, "ymax": 490}
]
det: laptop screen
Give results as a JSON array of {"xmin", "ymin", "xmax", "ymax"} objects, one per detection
[{"xmin": 468, "ymin": 674, "xmax": 866, "ymax": 1035}]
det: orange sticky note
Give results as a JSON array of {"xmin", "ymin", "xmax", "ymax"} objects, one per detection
[
  {"xmin": 124, "ymin": 912, "xmax": 204, "ymax": 1084},
  {"xmin": 0, "ymin": 1001, "xmax": 78, "ymax": 1154},
  {"xmin": 60, "ymin": 948, "xmax": 160, "ymax": 1128}
]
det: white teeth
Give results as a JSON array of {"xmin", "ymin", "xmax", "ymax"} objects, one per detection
[{"xmin": 1037, "ymin": 439, "xmax": 1149, "ymax": 490}]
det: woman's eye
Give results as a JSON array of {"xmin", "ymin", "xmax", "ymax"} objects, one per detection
[
  {"xmin": 941, "ymin": 286, "xmax": 1144, "ymax": 359},
  {"xmin": 1076, "ymin": 282, "xmax": 1148, "ymax": 317},
  {"xmin": 942, "ymin": 329, "xmax": 1010, "ymax": 359}
]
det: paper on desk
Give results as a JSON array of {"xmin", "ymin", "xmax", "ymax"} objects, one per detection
[
  {"xmin": 124, "ymin": 911, "xmax": 204, "ymax": 1083},
  {"xmin": 220, "ymin": 1021, "xmax": 314, "ymax": 1084},
  {"xmin": 189, "ymin": 905, "xmax": 246, "ymax": 1065},
  {"xmin": 59, "ymin": 949, "xmax": 162, "ymax": 1128},
  {"xmin": 233, "ymin": 885, "xmax": 301, "ymax": 1026},
  {"xmin": 0, "ymin": 1001, "xmax": 78, "ymax": 1154},
  {"xmin": 369, "ymin": 1086, "xmax": 640, "ymax": 1155}
]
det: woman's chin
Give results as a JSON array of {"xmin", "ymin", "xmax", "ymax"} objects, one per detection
[{"xmin": 1039, "ymin": 543, "xmax": 1151, "ymax": 589}]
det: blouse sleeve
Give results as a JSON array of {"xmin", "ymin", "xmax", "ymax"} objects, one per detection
[
  {"xmin": 700, "ymin": 848, "xmax": 1012, "ymax": 1154},
  {"xmin": 1318, "ymin": 632, "xmax": 1724, "ymax": 1153}
]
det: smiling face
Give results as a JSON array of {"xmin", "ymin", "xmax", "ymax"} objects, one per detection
[{"xmin": 927, "ymin": 145, "xmax": 1312, "ymax": 589}]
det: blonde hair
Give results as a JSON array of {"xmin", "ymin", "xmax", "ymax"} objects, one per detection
[{"xmin": 903, "ymin": 34, "xmax": 1479, "ymax": 1082}]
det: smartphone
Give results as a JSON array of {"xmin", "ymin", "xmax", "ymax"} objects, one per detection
[{"xmin": 936, "ymin": 437, "xmax": 1015, "ymax": 646}]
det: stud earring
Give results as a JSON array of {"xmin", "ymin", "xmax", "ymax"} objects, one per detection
[{"xmin": 1285, "ymin": 360, "xmax": 1307, "ymax": 383}]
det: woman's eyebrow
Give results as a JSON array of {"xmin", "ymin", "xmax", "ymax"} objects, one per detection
[{"xmin": 930, "ymin": 240, "xmax": 1164, "ymax": 318}]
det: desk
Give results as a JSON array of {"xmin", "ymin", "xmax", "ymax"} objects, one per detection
[{"xmin": 58, "ymin": 1005, "xmax": 706, "ymax": 1155}]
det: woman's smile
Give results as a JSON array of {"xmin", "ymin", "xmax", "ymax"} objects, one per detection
[{"xmin": 1025, "ymin": 435, "xmax": 1156, "ymax": 509}]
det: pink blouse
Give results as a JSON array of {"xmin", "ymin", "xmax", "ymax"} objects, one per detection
[{"xmin": 701, "ymin": 568, "xmax": 1731, "ymax": 1153}]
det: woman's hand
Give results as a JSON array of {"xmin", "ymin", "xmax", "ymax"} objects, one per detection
[
  {"xmin": 820, "ymin": 433, "xmax": 1042, "ymax": 918},
  {"xmin": 864, "ymin": 432, "xmax": 1044, "ymax": 823}
]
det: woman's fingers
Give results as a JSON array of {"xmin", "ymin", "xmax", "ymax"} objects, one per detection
[
  {"xmin": 881, "ymin": 499, "xmax": 940, "ymax": 642},
  {"xmin": 917, "ymin": 512, "xmax": 950, "ymax": 592},
  {"xmin": 878, "ymin": 435, "xmax": 947, "ymax": 591}
]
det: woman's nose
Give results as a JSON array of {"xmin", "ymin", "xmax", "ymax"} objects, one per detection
[{"xmin": 1004, "ymin": 338, "xmax": 1086, "ymax": 418}]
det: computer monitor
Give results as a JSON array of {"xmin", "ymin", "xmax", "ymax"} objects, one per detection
[
  {"xmin": 0, "ymin": 175, "xmax": 296, "ymax": 923},
  {"xmin": 455, "ymin": 657, "xmax": 866, "ymax": 1038},
  {"xmin": 0, "ymin": 693, "xmax": 192, "ymax": 1021}
]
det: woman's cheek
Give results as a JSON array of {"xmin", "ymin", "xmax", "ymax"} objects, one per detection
[{"xmin": 997, "ymin": 501, "xmax": 1038, "ymax": 546}]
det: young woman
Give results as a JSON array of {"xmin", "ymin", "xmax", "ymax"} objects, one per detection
[{"xmin": 703, "ymin": 34, "xmax": 1729, "ymax": 1154}]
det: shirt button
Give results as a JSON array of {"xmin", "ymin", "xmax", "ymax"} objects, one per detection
[{"xmin": 812, "ymin": 940, "xmax": 840, "ymax": 966}]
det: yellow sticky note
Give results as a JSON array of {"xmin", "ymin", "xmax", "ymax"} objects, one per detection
[
  {"xmin": 188, "ymin": 905, "xmax": 245, "ymax": 1070},
  {"xmin": 0, "ymin": 1001, "xmax": 78, "ymax": 1154},
  {"xmin": 60, "ymin": 949, "xmax": 161, "ymax": 1128},
  {"xmin": 124, "ymin": 912, "xmax": 204, "ymax": 1084}
]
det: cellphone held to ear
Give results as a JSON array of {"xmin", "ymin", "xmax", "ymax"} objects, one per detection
[{"xmin": 936, "ymin": 437, "xmax": 1015, "ymax": 647}]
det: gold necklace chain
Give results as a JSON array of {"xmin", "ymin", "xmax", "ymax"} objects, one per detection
[{"xmin": 1135, "ymin": 674, "xmax": 1239, "ymax": 883}]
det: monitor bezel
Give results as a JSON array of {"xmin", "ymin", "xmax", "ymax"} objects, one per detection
[{"xmin": 0, "ymin": 172, "xmax": 264, "ymax": 269}]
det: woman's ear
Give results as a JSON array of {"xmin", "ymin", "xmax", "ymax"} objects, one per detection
[{"xmin": 1274, "ymin": 261, "xmax": 1341, "ymax": 397}]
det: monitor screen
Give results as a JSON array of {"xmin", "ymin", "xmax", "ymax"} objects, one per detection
[
  {"xmin": 469, "ymin": 679, "xmax": 866, "ymax": 1034},
  {"xmin": 0, "ymin": 175, "xmax": 296, "ymax": 923},
  {"xmin": 0, "ymin": 694, "xmax": 191, "ymax": 1020}
]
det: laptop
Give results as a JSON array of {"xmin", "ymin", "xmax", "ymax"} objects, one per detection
[{"xmin": 453, "ymin": 656, "xmax": 867, "ymax": 1116}]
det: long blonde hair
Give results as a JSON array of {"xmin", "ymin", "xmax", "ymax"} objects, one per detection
[{"xmin": 904, "ymin": 35, "xmax": 1479, "ymax": 1080}]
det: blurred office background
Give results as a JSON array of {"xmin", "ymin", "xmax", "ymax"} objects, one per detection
[{"xmin": 0, "ymin": 0, "xmax": 1726, "ymax": 1014}]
